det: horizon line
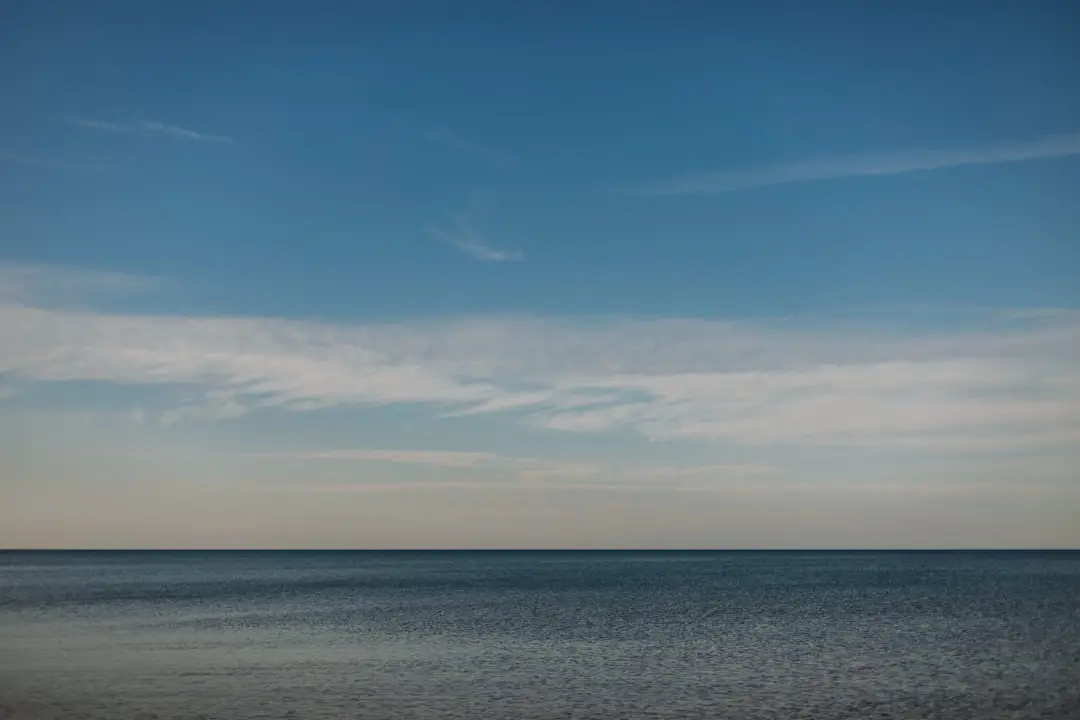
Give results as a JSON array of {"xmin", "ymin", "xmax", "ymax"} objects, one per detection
[{"xmin": 2, "ymin": 548, "xmax": 1076, "ymax": 553}]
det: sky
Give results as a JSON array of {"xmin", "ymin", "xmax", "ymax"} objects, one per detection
[{"xmin": 1, "ymin": 0, "xmax": 1078, "ymax": 549}]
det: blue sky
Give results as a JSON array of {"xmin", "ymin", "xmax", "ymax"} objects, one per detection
[{"xmin": 1, "ymin": 1, "xmax": 1078, "ymax": 548}]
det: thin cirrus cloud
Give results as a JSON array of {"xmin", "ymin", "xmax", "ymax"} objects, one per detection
[
  {"xmin": 260, "ymin": 452, "xmax": 604, "ymax": 479},
  {"xmin": 644, "ymin": 131, "xmax": 1080, "ymax": 196},
  {"xmin": 70, "ymin": 118, "xmax": 233, "ymax": 143},
  {"xmin": 242, "ymin": 449, "xmax": 776, "ymax": 493},
  {"xmin": 426, "ymin": 209, "xmax": 524, "ymax": 262},
  {"xmin": 250, "ymin": 449, "xmax": 500, "ymax": 467},
  {"xmin": 0, "ymin": 261, "xmax": 157, "ymax": 306},
  {"xmin": 1, "ymin": 263, "xmax": 1078, "ymax": 451},
  {"xmin": 248, "ymin": 450, "xmax": 602, "ymax": 485}
]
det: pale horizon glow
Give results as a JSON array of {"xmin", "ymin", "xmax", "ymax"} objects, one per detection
[{"xmin": 1, "ymin": 262, "xmax": 1077, "ymax": 549}]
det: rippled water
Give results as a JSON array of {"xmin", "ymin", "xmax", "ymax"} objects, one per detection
[{"xmin": 1, "ymin": 551, "xmax": 1078, "ymax": 719}]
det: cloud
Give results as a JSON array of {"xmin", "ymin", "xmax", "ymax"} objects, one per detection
[
  {"xmin": 246, "ymin": 449, "xmax": 596, "ymax": 477},
  {"xmin": 426, "ymin": 206, "xmax": 524, "ymax": 262},
  {"xmin": 644, "ymin": 131, "xmax": 1080, "ymax": 196},
  {"xmin": 535, "ymin": 359, "xmax": 1079, "ymax": 447},
  {"xmin": 71, "ymin": 118, "xmax": 233, "ymax": 143},
  {"xmin": 138, "ymin": 121, "xmax": 231, "ymax": 142},
  {"xmin": 71, "ymin": 119, "xmax": 129, "ymax": 133},
  {"xmin": 423, "ymin": 127, "xmax": 516, "ymax": 167},
  {"xmin": 250, "ymin": 449, "xmax": 499, "ymax": 467},
  {"xmin": 639, "ymin": 463, "xmax": 776, "ymax": 479},
  {"xmin": 263, "ymin": 481, "xmax": 507, "ymax": 493},
  {"xmin": 0, "ymin": 271, "xmax": 1077, "ymax": 450},
  {"xmin": 244, "ymin": 449, "xmax": 776, "ymax": 493},
  {"xmin": 0, "ymin": 261, "xmax": 157, "ymax": 307},
  {"xmin": 161, "ymin": 396, "xmax": 247, "ymax": 426},
  {"xmin": 250, "ymin": 454, "xmax": 1058, "ymax": 497}
]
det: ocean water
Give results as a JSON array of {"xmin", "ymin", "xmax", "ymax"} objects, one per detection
[{"xmin": 1, "ymin": 551, "xmax": 1078, "ymax": 719}]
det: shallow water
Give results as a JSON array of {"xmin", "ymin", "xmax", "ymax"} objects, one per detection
[{"xmin": 2, "ymin": 550, "xmax": 1078, "ymax": 719}]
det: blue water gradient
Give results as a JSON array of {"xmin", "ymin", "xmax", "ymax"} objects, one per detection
[{"xmin": 2, "ymin": 551, "xmax": 1078, "ymax": 719}]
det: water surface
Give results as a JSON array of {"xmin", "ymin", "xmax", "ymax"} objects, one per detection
[{"xmin": 2, "ymin": 550, "xmax": 1078, "ymax": 719}]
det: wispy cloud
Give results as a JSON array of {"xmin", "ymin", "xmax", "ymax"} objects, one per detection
[
  {"xmin": 244, "ymin": 449, "xmax": 776, "ymax": 492},
  {"xmin": 250, "ymin": 451, "xmax": 604, "ymax": 488},
  {"xmin": 161, "ymin": 395, "xmax": 247, "ymax": 425},
  {"xmin": 252, "ymin": 456, "xmax": 1058, "ymax": 497},
  {"xmin": 250, "ymin": 449, "xmax": 499, "ymax": 467},
  {"xmin": 639, "ymin": 463, "xmax": 776, "ymax": 479},
  {"xmin": 426, "ymin": 204, "xmax": 524, "ymax": 262},
  {"xmin": 139, "ymin": 121, "xmax": 231, "ymax": 142},
  {"xmin": 71, "ymin": 119, "xmax": 129, "ymax": 133},
  {"xmin": 70, "ymin": 118, "xmax": 233, "ymax": 143},
  {"xmin": 423, "ymin": 127, "xmax": 516, "ymax": 167},
  {"xmin": 2, "ymin": 267, "xmax": 1077, "ymax": 450},
  {"xmin": 644, "ymin": 131, "xmax": 1080, "ymax": 196},
  {"xmin": 0, "ymin": 261, "xmax": 157, "ymax": 307},
  {"xmin": 0, "ymin": 378, "xmax": 17, "ymax": 400}
]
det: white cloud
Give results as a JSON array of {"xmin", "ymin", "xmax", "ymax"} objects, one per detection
[
  {"xmin": 427, "ymin": 204, "xmax": 524, "ymax": 262},
  {"xmin": 248, "ymin": 454, "xmax": 1067, "ymax": 497},
  {"xmin": 161, "ymin": 397, "xmax": 247, "ymax": 426},
  {"xmin": 536, "ymin": 359, "xmax": 1078, "ymax": 446},
  {"xmin": 71, "ymin": 118, "xmax": 233, "ymax": 143},
  {"xmin": 242, "ymin": 449, "xmax": 778, "ymax": 492},
  {"xmin": 0, "ymin": 261, "xmax": 157, "ymax": 306},
  {"xmin": 1, "ymin": 282, "xmax": 1077, "ymax": 449},
  {"xmin": 250, "ymin": 449, "xmax": 499, "ymax": 467},
  {"xmin": 644, "ymin": 131, "xmax": 1080, "ymax": 196},
  {"xmin": 639, "ymin": 463, "xmax": 776, "ymax": 479},
  {"xmin": 245, "ymin": 449, "xmax": 598, "ymax": 478},
  {"xmin": 138, "ymin": 121, "xmax": 231, "ymax": 142},
  {"xmin": 71, "ymin": 119, "xmax": 129, "ymax": 133}
]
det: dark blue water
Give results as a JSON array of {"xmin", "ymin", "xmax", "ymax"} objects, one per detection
[{"xmin": 2, "ymin": 551, "xmax": 1078, "ymax": 719}]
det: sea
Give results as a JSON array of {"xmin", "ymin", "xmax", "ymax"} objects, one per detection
[{"xmin": 1, "ymin": 550, "xmax": 1078, "ymax": 719}]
